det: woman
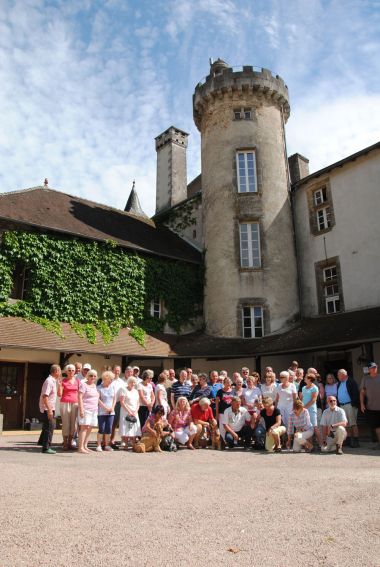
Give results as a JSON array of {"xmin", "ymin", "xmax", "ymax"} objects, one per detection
[
  {"xmin": 316, "ymin": 373, "xmax": 325, "ymax": 422},
  {"xmin": 243, "ymin": 375, "xmax": 262, "ymax": 413},
  {"xmin": 325, "ymin": 373, "xmax": 338, "ymax": 402},
  {"xmin": 78, "ymin": 369, "xmax": 100, "ymax": 454},
  {"xmin": 135, "ymin": 405, "xmax": 173, "ymax": 453},
  {"xmin": 189, "ymin": 374, "xmax": 199, "ymax": 401},
  {"xmin": 96, "ymin": 370, "xmax": 116, "ymax": 452},
  {"xmin": 261, "ymin": 371, "xmax": 278, "ymax": 401},
  {"xmin": 137, "ymin": 370, "xmax": 155, "ymax": 428},
  {"xmin": 57, "ymin": 364, "xmax": 79, "ymax": 450},
  {"xmin": 260, "ymin": 397, "xmax": 286, "ymax": 452},
  {"xmin": 301, "ymin": 373, "xmax": 323, "ymax": 449},
  {"xmin": 233, "ymin": 376, "xmax": 245, "ymax": 402},
  {"xmin": 275, "ymin": 371, "xmax": 297, "ymax": 428},
  {"xmin": 119, "ymin": 376, "xmax": 141, "ymax": 450},
  {"xmin": 286, "ymin": 399, "xmax": 314, "ymax": 452},
  {"xmin": 155, "ymin": 372, "xmax": 170, "ymax": 417},
  {"xmin": 168, "ymin": 396, "xmax": 197, "ymax": 450},
  {"xmin": 215, "ymin": 377, "xmax": 234, "ymax": 440}
]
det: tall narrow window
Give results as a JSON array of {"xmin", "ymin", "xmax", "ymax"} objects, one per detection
[
  {"xmin": 323, "ymin": 266, "xmax": 340, "ymax": 313},
  {"xmin": 150, "ymin": 298, "xmax": 161, "ymax": 318},
  {"xmin": 242, "ymin": 306, "xmax": 264, "ymax": 338},
  {"xmin": 239, "ymin": 222, "xmax": 261, "ymax": 268},
  {"xmin": 10, "ymin": 264, "xmax": 30, "ymax": 300},
  {"xmin": 236, "ymin": 151, "xmax": 257, "ymax": 193},
  {"xmin": 316, "ymin": 207, "xmax": 332, "ymax": 231}
]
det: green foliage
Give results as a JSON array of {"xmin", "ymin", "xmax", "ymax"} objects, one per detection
[
  {"xmin": 129, "ymin": 326, "xmax": 146, "ymax": 347},
  {"xmin": 166, "ymin": 194, "xmax": 201, "ymax": 234},
  {"xmin": 0, "ymin": 230, "xmax": 203, "ymax": 344}
]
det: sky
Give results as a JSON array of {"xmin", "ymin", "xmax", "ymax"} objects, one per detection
[{"xmin": 0, "ymin": 0, "xmax": 379, "ymax": 216}]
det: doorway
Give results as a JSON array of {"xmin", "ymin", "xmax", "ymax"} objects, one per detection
[{"xmin": 0, "ymin": 362, "xmax": 25, "ymax": 429}]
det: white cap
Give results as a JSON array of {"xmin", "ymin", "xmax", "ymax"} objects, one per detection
[{"xmin": 83, "ymin": 363, "xmax": 92, "ymax": 370}]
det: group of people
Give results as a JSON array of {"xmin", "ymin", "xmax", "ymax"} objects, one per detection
[{"xmin": 38, "ymin": 359, "xmax": 380, "ymax": 456}]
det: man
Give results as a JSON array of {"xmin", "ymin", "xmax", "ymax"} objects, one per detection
[
  {"xmin": 39, "ymin": 364, "xmax": 61, "ymax": 454},
  {"xmin": 133, "ymin": 366, "xmax": 142, "ymax": 385},
  {"xmin": 295, "ymin": 368, "xmax": 304, "ymax": 393},
  {"xmin": 208, "ymin": 370, "xmax": 222, "ymax": 414},
  {"xmin": 190, "ymin": 373, "xmax": 211, "ymax": 405},
  {"xmin": 191, "ymin": 398, "xmax": 219, "ymax": 449},
  {"xmin": 74, "ymin": 362, "xmax": 82, "ymax": 376},
  {"xmin": 360, "ymin": 362, "xmax": 380, "ymax": 449},
  {"xmin": 185, "ymin": 368, "xmax": 193, "ymax": 386},
  {"xmin": 223, "ymin": 397, "xmax": 254, "ymax": 449},
  {"xmin": 124, "ymin": 366, "xmax": 134, "ymax": 381},
  {"xmin": 337, "ymin": 368, "xmax": 360, "ymax": 447},
  {"xmin": 110, "ymin": 365, "xmax": 125, "ymax": 449},
  {"xmin": 76, "ymin": 362, "xmax": 91, "ymax": 381},
  {"xmin": 241, "ymin": 367, "xmax": 249, "ymax": 386},
  {"xmin": 321, "ymin": 396, "xmax": 348, "ymax": 455},
  {"xmin": 170, "ymin": 370, "xmax": 191, "ymax": 408}
]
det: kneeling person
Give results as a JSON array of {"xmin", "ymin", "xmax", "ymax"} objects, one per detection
[
  {"xmin": 134, "ymin": 405, "xmax": 172, "ymax": 453},
  {"xmin": 260, "ymin": 397, "xmax": 286, "ymax": 452},
  {"xmin": 191, "ymin": 397, "xmax": 220, "ymax": 449},
  {"xmin": 286, "ymin": 399, "xmax": 314, "ymax": 452},
  {"xmin": 321, "ymin": 396, "xmax": 348, "ymax": 455},
  {"xmin": 223, "ymin": 397, "xmax": 254, "ymax": 449}
]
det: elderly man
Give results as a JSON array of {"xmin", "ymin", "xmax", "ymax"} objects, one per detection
[
  {"xmin": 360, "ymin": 362, "xmax": 380, "ymax": 449},
  {"xmin": 191, "ymin": 398, "xmax": 219, "ymax": 449},
  {"xmin": 39, "ymin": 364, "xmax": 61, "ymax": 454},
  {"xmin": 76, "ymin": 362, "xmax": 91, "ymax": 381},
  {"xmin": 170, "ymin": 369, "xmax": 191, "ymax": 407},
  {"xmin": 223, "ymin": 397, "xmax": 254, "ymax": 449},
  {"xmin": 321, "ymin": 396, "xmax": 348, "ymax": 455},
  {"xmin": 337, "ymin": 368, "xmax": 360, "ymax": 447}
]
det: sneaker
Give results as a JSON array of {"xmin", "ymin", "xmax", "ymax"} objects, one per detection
[
  {"xmin": 110, "ymin": 443, "xmax": 119, "ymax": 451},
  {"xmin": 104, "ymin": 445, "xmax": 114, "ymax": 451},
  {"xmin": 71, "ymin": 440, "xmax": 77, "ymax": 448},
  {"xmin": 42, "ymin": 448, "xmax": 56, "ymax": 454},
  {"xmin": 96, "ymin": 446, "xmax": 103, "ymax": 452},
  {"xmin": 336, "ymin": 445, "xmax": 343, "ymax": 455}
]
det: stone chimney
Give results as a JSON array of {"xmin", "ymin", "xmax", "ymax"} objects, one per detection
[
  {"xmin": 155, "ymin": 126, "xmax": 188, "ymax": 214},
  {"xmin": 288, "ymin": 153, "xmax": 310, "ymax": 184}
]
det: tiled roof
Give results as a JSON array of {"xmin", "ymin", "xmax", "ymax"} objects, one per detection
[{"xmin": 0, "ymin": 187, "xmax": 201, "ymax": 264}]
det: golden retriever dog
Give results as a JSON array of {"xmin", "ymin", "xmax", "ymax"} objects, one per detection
[{"xmin": 133, "ymin": 421, "xmax": 163, "ymax": 453}]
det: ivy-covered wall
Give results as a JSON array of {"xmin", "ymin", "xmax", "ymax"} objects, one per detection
[{"xmin": 0, "ymin": 231, "xmax": 203, "ymax": 345}]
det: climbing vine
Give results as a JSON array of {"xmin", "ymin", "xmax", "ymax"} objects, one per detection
[
  {"xmin": 0, "ymin": 231, "xmax": 203, "ymax": 345},
  {"xmin": 165, "ymin": 194, "xmax": 201, "ymax": 235}
]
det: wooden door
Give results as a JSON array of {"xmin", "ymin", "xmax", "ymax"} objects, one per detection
[{"xmin": 0, "ymin": 362, "xmax": 25, "ymax": 429}]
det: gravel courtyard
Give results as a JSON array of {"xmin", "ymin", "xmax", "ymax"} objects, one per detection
[{"xmin": 0, "ymin": 433, "xmax": 379, "ymax": 567}]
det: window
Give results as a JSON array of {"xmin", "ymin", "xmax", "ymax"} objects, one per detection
[
  {"xmin": 234, "ymin": 109, "xmax": 242, "ymax": 120},
  {"xmin": 316, "ymin": 207, "xmax": 332, "ymax": 231},
  {"xmin": 308, "ymin": 181, "xmax": 335, "ymax": 235},
  {"xmin": 150, "ymin": 298, "xmax": 161, "ymax": 319},
  {"xmin": 236, "ymin": 151, "xmax": 257, "ymax": 193},
  {"xmin": 322, "ymin": 266, "xmax": 341, "ymax": 313},
  {"xmin": 244, "ymin": 108, "xmax": 252, "ymax": 119},
  {"xmin": 233, "ymin": 108, "xmax": 252, "ymax": 120},
  {"xmin": 239, "ymin": 222, "xmax": 261, "ymax": 268},
  {"xmin": 242, "ymin": 306, "xmax": 264, "ymax": 338},
  {"xmin": 10, "ymin": 264, "xmax": 30, "ymax": 300},
  {"xmin": 314, "ymin": 186, "xmax": 327, "ymax": 206}
]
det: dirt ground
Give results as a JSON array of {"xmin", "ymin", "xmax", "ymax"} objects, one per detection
[{"xmin": 0, "ymin": 433, "xmax": 379, "ymax": 567}]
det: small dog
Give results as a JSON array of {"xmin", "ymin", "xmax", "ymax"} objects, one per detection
[
  {"xmin": 211, "ymin": 427, "xmax": 221, "ymax": 450},
  {"xmin": 134, "ymin": 422, "xmax": 163, "ymax": 453}
]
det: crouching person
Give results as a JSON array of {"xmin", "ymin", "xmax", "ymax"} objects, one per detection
[
  {"xmin": 260, "ymin": 397, "xmax": 286, "ymax": 452},
  {"xmin": 223, "ymin": 397, "xmax": 254, "ymax": 449},
  {"xmin": 168, "ymin": 397, "xmax": 197, "ymax": 450},
  {"xmin": 286, "ymin": 399, "xmax": 314, "ymax": 452},
  {"xmin": 134, "ymin": 405, "xmax": 172, "ymax": 453},
  {"xmin": 321, "ymin": 396, "xmax": 348, "ymax": 455},
  {"xmin": 191, "ymin": 397, "xmax": 220, "ymax": 449}
]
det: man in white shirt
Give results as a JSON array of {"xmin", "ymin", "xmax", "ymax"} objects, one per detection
[
  {"xmin": 110, "ymin": 365, "xmax": 126, "ymax": 449},
  {"xmin": 321, "ymin": 396, "xmax": 348, "ymax": 455},
  {"xmin": 223, "ymin": 397, "xmax": 254, "ymax": 449}
]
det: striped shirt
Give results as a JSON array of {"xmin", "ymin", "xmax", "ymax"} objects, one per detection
[
  {"xmin": 287, "ymin": 409, "xmax": 313, "ymax": 435},
  {"xmin": 171, "ymin": 380, "xmax": 192, "ymax": 402}
]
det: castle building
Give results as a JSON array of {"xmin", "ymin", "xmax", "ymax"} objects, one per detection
[{"xmin": 0, "ymin": 59, "xmax": 379, "ymax": 429}]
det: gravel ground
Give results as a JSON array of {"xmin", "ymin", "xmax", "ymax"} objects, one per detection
[{"xmin": 0, "ymin": 433, "xmax": 379, "ymax": 567}]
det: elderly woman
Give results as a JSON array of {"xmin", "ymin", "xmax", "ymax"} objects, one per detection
[
  {"xmin": 168, "ymin": 396, "xmax": 197, "ymax": 450},
  {"xmin": 261, "ymin": 371, "xmax": 278, "ymax": 401},
  {"xmin": 276, "ymin": 371, "xmax": 297, "ymax": 428},
  {"xmin": 243, "ymin": 375, "xmax": 262, "ymax": 413},
  {"xmin": 301, "ymin": 373, "xmax": 323, "ymax": 449},
  {"xmin": 155, "ymin": 372, "xmax": 170, "ymax": 417},
  {"xmin": 233, "ymin": 375, "xmax": 245, "ymax": 402},
  {"xmin": 78, "ymin": 369, "xmax": 100, "ymax": 454},
  {"xmin": 190, "ymin": 373, "xmax": 211, "ymax": 405},
  {"xmin": 286, "ymin": 399, "xmax": 314, "ymax": 452},
  {"xmin": 325, "ymin": 373, "xmax": 338, "ymax": 402},
  {"xmin": 96, "ymin": 370, "xmax": 116, "ymax": 452},
  {"xmin": 137, "ymin": 369, "xmax": 155, "ymax": 427},
  {"xmin": 57, "ymin": 364, "xmax": 79, "ymax": 450},
  {"xmin": 215, "ymin": 376, "xmax": 234, "ymax": 441},
  {"xmin": 260, "ymin": 397, "xmax": 286, "ymax": 452},
  {"xmin": 119, "ymin": 376, "xmax": 141, "ymax": 450}
]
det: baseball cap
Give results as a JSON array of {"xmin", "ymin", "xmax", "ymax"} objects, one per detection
[
  {"xmin": 368, "ymin": 362, "xmax": 377, "ymax": 369},
  {"xmin": 83, "ymin": 363, "xmax": 92, "ymax": 370}
]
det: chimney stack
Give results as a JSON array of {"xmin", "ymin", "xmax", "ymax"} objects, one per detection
[
  {"xmin": 288, "ymin": 153, "xmax": 310, "ymax": 184},
  {"xmin": 155, "ymin": 126, "xmax": 188, "ymax": 214}
]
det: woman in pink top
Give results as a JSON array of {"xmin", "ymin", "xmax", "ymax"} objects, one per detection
[
  {"xmin": 78, "ymin": 370, "xmax": 100, "ymax": 453},
  {"xmin": 168, "ymin": 396, "xmax": 197, "ymax": 450},
  {"xmin": 57, "ymin": 364, "xmax": 79, "ymax": 450}
]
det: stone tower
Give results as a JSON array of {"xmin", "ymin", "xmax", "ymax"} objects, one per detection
[
  {"xmin": 155, "ymin": 126, "xmax": 189, "ymax": 214},
  {"xmin": 193, "ymin": 59, "xmax": 299, "ymax": 338}
]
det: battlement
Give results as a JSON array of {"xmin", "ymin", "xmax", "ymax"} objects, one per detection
[
  {"xmin": 193, "ymin": 60, "xmax": 290, "ymax": 129},
  {"xmin": 155, "ymin": 126, "xmax": 189, "ymax": 151}
]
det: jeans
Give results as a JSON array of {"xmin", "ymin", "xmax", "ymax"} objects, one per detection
[
  {"xmin": 225, "ymin": 424, "xmax": 253, "ymax": 448},
  {"xmin": 40, "ymin": 410, "xmax": 56, "ymax": 451}
]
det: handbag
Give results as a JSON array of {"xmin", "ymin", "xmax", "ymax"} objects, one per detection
[{"xmin": 125, "ymin": 414, "xmax": 137, "ymax": 423}]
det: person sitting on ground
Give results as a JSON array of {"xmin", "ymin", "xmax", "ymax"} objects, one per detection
[
  {"xmin": 261, "ymin": 371, "xmax": 278, "ymax": 401},
  {"xmin": 223, "ymin": 397, "xmax": 254, "ymax": 449},
  {"xmin": 96, "ymin": 370, "xmax": 116, "ymax": 452},
  {"xmin": 137, "ymin": 370, "xmax": 155, "ymax": 428},
  {"xmin": 191, "ymin": 397, "xmax": 219, "ymax": 449},
  {"xmin": 119, "ymin": 376, "xmax": 141, "ymax": 451},
  {"xmin": 78, "ymin": 369, "xmax": 100, "ymax": 454},
  {"xmin": 134, "ymin": 405, "xmax": 172, "ymax": 453},
  {"xmin": 243, "ymin": 374, "xmax": 262, "ymax": 413},
  {"xmin": 286, "ymin": 399, "xmax": 314, "ymax": 452},
  {"xmin": 168, "ymin": 396, "xmax": 197, "ymax": 450},
  {"xmin": 190, "ymin": 373, "xmax": 212, "ymax": 405},
  {"xmin": 276, "ymin": 371, "xmax": 297, "ymax": 428},
  {"xmin": 320, "ymin": 396, "xmax": 348, "ymax": 455},
  {"xmin": 57, "ymin": 364, "xmax": 79, "ymax": 450},
  {"xmin": 260, "ymin": 397, "xmax": 286, "ymax": 452}
]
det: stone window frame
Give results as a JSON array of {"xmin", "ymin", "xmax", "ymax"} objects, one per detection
[
  {"xmin": 237, "ymin": 298, "xmax": 269, "ymax": 338},
  {"xmin": 238, "ymin": 220, "xmax": 261, "ymax": 269},
  {"xmin": 306, "ymin": 178, "xmax": 335, "ymax": 236},
  {"xmin": 315, "ymin": 256, "xmax": 344, "ymax": 315},
  {"xmin": 233, "ymin": 107, "xmax": 253, "ymax": 120},
  {"xmin": 235, "ymin": 148, "xmax": 258, "ymax": 193}
]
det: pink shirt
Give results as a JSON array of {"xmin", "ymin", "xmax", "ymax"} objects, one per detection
[
  {"xmin": 39, "ymin": 376, "xmax": 57, "ymax": 413},
  {"xmin": 79, "ymin": 382, "xmax": 99, "ymax": 412},
  {"xmin": 61, "ymin": 378, "xmax": 79, "ymax": 404}
]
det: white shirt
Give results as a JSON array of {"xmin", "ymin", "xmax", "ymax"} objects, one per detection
[
  {"xmin": 113, "ymin": 377, "xmax": 126, "ymax": 402},
  {"xmin": 223, "ymin": 406, "xmax": 250, "ymax": 432},
  {"xmin": 320, "ymin": 406, "xmax": 347, "ymax": 427}
]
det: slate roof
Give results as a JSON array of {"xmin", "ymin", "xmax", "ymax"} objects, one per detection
[{"xmin": 0, "ymin": 186, "xmax": 201, "ymax": 264}]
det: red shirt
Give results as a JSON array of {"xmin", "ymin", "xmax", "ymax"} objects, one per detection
[{"xmin": 191, "ymin": 403, "xmax": 214, "ymax": 422}]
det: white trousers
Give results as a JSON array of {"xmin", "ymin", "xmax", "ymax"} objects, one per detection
[
  {"xmin": 175, "ymin": 424, "xmax": 197, "ymax": 445},
  {"xmin": 324, "ymin": 426, "xmax": 347, "ymax": 450},
  {"xmin": 293, "ymin": 429, "xmax": 314, "ymax": 452}
]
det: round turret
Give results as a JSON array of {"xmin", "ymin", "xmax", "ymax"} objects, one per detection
[{"xmin": 193, "ymin": 61, "xmax": 298, "ymax": 338}]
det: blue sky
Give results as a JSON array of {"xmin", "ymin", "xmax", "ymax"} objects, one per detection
[{"xmin": 0, "ymin": 0, "xmax": 379, "ymax": 215}]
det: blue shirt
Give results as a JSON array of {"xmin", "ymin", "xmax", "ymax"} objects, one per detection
[
  {"xmin": 209, "ymin": 383, "xmax": 223, "ymax": 399},
  {"xmin": 302, "ymin": 384, "xmax": 318, "ymax": 412},
  {"xmin": 337, "ymin": 380, "xmax": 351, "ymax": 404}
]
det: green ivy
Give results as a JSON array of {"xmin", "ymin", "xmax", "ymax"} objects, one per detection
[{"xmin": 0, "ymin": 230, "xmax": 203, "ymax": 345}]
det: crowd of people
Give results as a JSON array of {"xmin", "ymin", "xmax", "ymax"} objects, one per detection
[{"xmin": 38, "ymin": 360, "xmax": 380, "ymax": 456}]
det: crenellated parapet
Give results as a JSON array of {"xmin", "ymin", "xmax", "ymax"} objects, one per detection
[{"xmin": 193, "ymin": 60, "xmax": 290, "ymax": 129}]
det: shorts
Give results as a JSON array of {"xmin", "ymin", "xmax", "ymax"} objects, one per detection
[
  {"xmin": 98, "ymin": 414, "xmax": 114, "ymax": 434},
  {"xmin": 340, "ymin": 403, "xmax": 358, "ymax": 427},
  {"xmin": 366, "ymin": 409, "xmax": 380, "ymax": 430},
  {"xmin": 78, "ymin": 410, "xmax": 98, "ymax": 427}
]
